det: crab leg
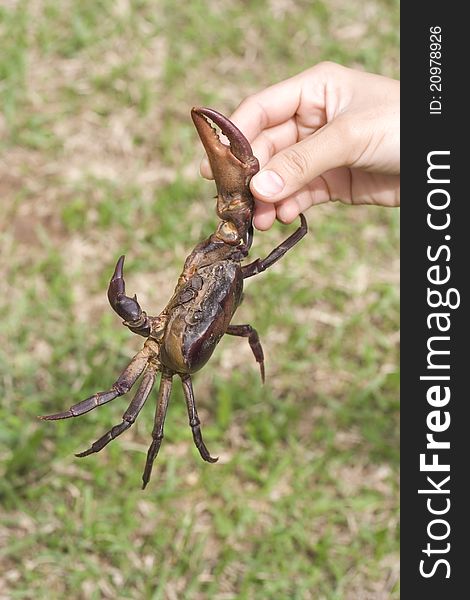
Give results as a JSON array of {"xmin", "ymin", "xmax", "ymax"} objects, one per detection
[
  {"xmin": 226, "ymin": 324, "xmax": 265, "ymax": 383},
  {"xmin": 142, "ymin": 370, "xmax": 173, "ymax": 489},
  {"xmin": 242, "ymin": 214, "xmax": 308, "ymax": 279},
  {"xmin": 75, "ymin": 363, "xmax": 158, "ymax": 457},
  {"xmin": 39, "ymin": 347, "xmax": 151, "ymax": 420},
  {"xmin": 181, "ymin": 374, "xmax": 218, "ymax": 463}
]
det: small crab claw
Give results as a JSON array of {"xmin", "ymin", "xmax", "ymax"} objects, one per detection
[
  {"xmin": 191, "ymin": 107, "xmax": 259, "ymax": 243},
  {"xmin": 108, "ymin": 256, "xmax": 150, "ymax": 337}
]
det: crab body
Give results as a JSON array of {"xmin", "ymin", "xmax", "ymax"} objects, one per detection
[{"xmin": 161, "ymin": 258, "xmax": 244, "ymax": 374}]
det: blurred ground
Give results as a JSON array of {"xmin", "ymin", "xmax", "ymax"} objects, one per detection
[{"xmin": 0, "ymin": 1, "xmax": 399, "ymax": 598}]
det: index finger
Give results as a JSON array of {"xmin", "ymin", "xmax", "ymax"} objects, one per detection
[{"xmin": 229, "ymin": 71, "xmax": 305, "ymax": 142}]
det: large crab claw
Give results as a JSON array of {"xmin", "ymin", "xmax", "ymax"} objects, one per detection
[{"xmin": 191, "ymin": 107, "xmax": 260, "ymax": 244}]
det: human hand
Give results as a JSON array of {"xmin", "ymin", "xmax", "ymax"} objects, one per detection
[{"xmin": 200, "ymin": 62, "xmax": 400, "ymax": 230}]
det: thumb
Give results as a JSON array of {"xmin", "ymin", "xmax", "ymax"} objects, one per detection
[{"xmin": 250, "ymin": 120, "xmax": 351, "ymax": 202}]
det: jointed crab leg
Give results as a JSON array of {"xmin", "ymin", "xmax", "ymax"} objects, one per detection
[
  {"xmin": 142, "ymin": 370, "xmax": 173, "ymax": 489},
  {"xmin": 242, "ymin": 214, "xmax": 308, "ymax": 279},
  {"xmin": 75, "ymin": 364, "xmax": 158, "ymax": 458},
  {"xmin": 181, "ymin": 374, "xmax": 218, "ymax": 463},
  {"xmin": 39, "ymin": 347, "xmax": 151, "ymax": 421},
  {"xmin": 226, "ymin": 324, "xmax": 265, "ymax": 383}
]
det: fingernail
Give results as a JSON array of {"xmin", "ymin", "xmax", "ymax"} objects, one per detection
[{"xmin": 252, "ymin": 170, "xmax": 284, "ymax": 197}]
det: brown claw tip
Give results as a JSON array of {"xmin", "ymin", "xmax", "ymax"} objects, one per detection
[
  {"xmin": 200, "ymin": 449, "xmax": 218, "ymax": 463},
  {"xmin": 142, "ymin": 472, "xmax": 152, "ymax": 489},
  {"xmin": 111, "ymin": 255, "xmax": 125, "ymax": 281},
  {"xmin": 75, "ymin": 450, "xmax": 91, "ymax": 458},
  {"xmin": 191, "ymin": 106, "xmax": 256, "ymax": 166},
  {"xmin": 38, "ymin": 411, "xmax": 71, "ymax": 421}
]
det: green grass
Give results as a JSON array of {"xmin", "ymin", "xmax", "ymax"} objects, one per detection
[{"xmin": 1, "ymin": 0, "xmax": 399, "ymax": 597}]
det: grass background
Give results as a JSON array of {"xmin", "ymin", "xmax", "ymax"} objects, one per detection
[{"xmin": 0, "ymin": 1, "xmax": 399, "ymax": 598}]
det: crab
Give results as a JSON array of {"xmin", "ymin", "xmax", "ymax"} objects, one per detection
[{"xmin": 40, "ymin": 107, "xmax": 307, "ymax": 488}]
